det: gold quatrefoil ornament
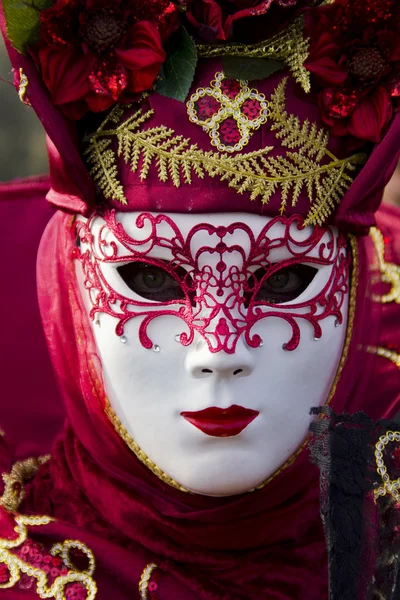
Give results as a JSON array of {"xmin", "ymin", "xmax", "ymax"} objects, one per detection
[
  {"xmin": 187, "ymin": 71, "xmax": 268, "ymax": 153},
  {"xmin": 374, "ymin": 430, "xmax": 400, "ymax": 503}
]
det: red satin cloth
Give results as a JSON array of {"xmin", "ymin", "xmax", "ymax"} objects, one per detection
[{"xmin": 0, "ymin": 186, "xmax": 399, "ymax": 598}]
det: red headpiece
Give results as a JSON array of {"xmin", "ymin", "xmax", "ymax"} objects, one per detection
[{"xmin": 1, "ymin": 0, "xmax": 400, "ymax": 233}]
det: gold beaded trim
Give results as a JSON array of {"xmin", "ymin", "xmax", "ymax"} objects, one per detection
[
  {"xmin": 187, "ymin": 71, "xmax": 268, "ymax": 153},
  {"xmin": 106, "ymin": 235, "xmax": 358, "ymax": 494},
  {"xmin": 18, "ymin": 68, "xmax": 29, "ymax": 105},
  {"xmin": 86, "ymin": 78, "xmax": 366, "ymax": 226},
  {"xmin": 0, "ymin": 513, "xmax": 98, "ymax": 598},
  {"xmin": 370, "ymin": 227, "xmax": 400, "ymax": 304},
  {"xmin": 374, "ymin": 431, "xmax": 400, "ymax": 503},
  {"xmin": 105, "ymin": 404, "xmax": 188, "ymax": 493},
  {"xmin": 197, "ymin": 16, "xmax": 311, "ymax": 93},
  {"xmin": 367, "ymin": 346, "xmax": 400, "ymax": 370},
  {"xmin": 0, "ymin": 454, "xmax": 51, "ymax": 513},
  {"xmin": 139, "ymin": 563, "xmax": 158, "ymax": 599}
]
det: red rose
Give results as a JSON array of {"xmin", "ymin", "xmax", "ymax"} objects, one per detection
[
  {"xmin": 185, "ymin": 0, "xmax": 301, "ymax": 43},
  {"xmin": 305, "ymin": 0, "xmax": 400, "ymax": 143},
  {"xmin": 35, "ymin": 0, "xmax": 174, "ymax": 119}
]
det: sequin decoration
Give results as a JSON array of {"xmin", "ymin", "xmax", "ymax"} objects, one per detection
[
  {"xmin": 187, "ymin": 72, "xmax": 268, "ymax": 152},
  {"xmin": 370, "ymin": 227, "xmax": 400, "ymax": 304},
  {"xmin": 374, "ymin": 431, "xmax": 400, "ymax": 503},
  {"xmin": 76, "ymin": 212, "xmax": 349, "ymax": 354},
  {"xmin": 0, "ymin": 511, "xmax": 97, "ymax": 599}
]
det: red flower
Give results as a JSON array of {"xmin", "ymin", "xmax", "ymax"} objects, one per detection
[
  {"xmin": 305, "ymin": 0, "xmax": 400, "ymax": 143},
  {"xmin": 184, "ymin": 0, "xmax": 302, "ymax": 43},
  {"xmin": 35, "ymin": 0, "xmax": 176, "ymax": 119}
]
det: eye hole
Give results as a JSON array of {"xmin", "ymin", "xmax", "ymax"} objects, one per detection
[
  {"xmin": 117, "ymin": 262, "xmax": 188, "ymax": 302},
  {"xmin": 251, "ymin": 264, "xmax": 318, "ymax": 304}
]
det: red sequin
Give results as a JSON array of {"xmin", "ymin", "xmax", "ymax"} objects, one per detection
[{"xmin": 219, "ymin": 117, "xmax": 242, "ymax": 144}]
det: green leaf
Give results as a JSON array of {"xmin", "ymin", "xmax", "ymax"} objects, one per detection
[
  {"xmin": 222, "ymin": 56, "xmax": 285, "ymax": 81},
  {"xmin": 156, "ymin": 26, "xmax": 197, "ymax": 103},
  {"xmin": 3, "ymin": 0, "xmax": 54, "ymax": 54}
]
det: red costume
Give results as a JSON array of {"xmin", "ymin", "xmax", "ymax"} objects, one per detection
[{"xmin": 0, "ymin": 1, "xmax": 400, "ymax": 598}]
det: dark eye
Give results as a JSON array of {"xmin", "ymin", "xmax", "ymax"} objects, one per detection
[
  {"xmin": 252, "ymin": 264, "xmax": 318, "ymax": 304},
  {"xmin": 117, "ymin": 262, "xmax": 187, "ymax": 302}
]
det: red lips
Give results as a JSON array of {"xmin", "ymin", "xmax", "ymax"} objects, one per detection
[{"xmin": 180, "ymin": 405, "xmax": 259, "ymax": 437}]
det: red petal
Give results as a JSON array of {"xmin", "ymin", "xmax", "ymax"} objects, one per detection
[
  {"xmin": 348, "ymin": 86, "xmax": 393, "ymax": 143},
  {"xmin": 116, "ymin": 22, "xmax": 166, "ymax": 93},
  {"xmin": 38, "ymin": 46, "xmax": 92, "ymax": 106}
]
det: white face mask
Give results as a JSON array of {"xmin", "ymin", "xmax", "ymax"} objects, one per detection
[{"xmin": 76, "ymin": 211, "xmax": 349, "ymax": 496}]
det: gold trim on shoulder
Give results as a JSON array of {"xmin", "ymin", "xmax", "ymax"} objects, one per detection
[
  {"xmin": 197, "ymin": 16, "xmax": 311, "ymax": 93},
  {"xmin": 367, "ymin": 346, "xmax": 400, "ymax": 370},
  {"xmin": 0, "ymin": 513, "xmax": 97, "ymax": 598},
  {"xmin": 0, "ymin": 455, "xmax": 50, "ymax": 513},
  {"xmin": 374, "ymin": 430, "xmax": 400, "ymax": 503},
  {"xmin": 86, "ymin": 78, "xmax": 366, "ymax": 227},
  {"xmin": 139, "ymin": 563, "xmax": 158, "ymax": 599},
  {"xmin": 106, "ymin": 235, "xmax": 358, "ymax": 494},
  {"xmin": 370, "ymin": 227, "xmax": 400, "ymax": 304}
]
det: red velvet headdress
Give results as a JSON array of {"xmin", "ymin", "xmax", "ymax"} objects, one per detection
[{"xmin": 1, "ymin": 0, "xmax": 400, "ymax": 234}]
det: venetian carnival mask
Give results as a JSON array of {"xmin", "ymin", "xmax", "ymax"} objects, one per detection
[{"xmin": 76, "ymin": 210, "xmax": 349, "ymax": 496}]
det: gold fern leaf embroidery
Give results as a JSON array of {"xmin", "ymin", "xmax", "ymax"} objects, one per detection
[
  {"xmin": 197, "ymin": 16, "xmax": 311, "ymax": 93},
  {"xmin": 85, "ymin": 78, "xmax": 367, "ymax": 226}
]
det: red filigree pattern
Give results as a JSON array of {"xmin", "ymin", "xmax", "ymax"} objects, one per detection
[{"xmin": 75, "ymin": 212, "xmax": 349, "ymax": 354}]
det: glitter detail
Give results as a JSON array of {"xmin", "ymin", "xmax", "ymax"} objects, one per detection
[
  {"xmin": 187, "ymin": 71, "xmax": 268, "ymax": 153},
  {"xmin": 152, "ymin": 345, "xmax": 161, "ymax": 353},
  {"xmin": 76, "ymin": 212, "xmax": 349, "ymax": 355},
  {"xmin": 197, "ymin": 16, "xmax": 311, "ymax": 93},
  {"xmin": 85, "ymin": 80, "xmax": 366, "ymax": 225},
  {"xmin": 370, "ymin": 227, "xmax": 400, "ymax": 304}
]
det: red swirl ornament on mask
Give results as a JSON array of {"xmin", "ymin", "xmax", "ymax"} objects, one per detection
[{"xmin": 75, "ymin": 212, "xmax": 349, "ymax": 354}]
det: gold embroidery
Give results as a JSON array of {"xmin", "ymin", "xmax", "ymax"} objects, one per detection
[
  {"xmin": 374, "ymin": 431, "xmax": 400, "ymax": 503},
  {"xmin": 367, "ymin": 346, "xmax": 400, "ymax": 370},
  {"xmin": 0, "ymin": 455, "xmax": 50, "ymax": 513},
  {"xmin": 187, "ymin": 71, "xmax": 268, "ymax": 152},
  {"xmin": 0, "ymin": 513, "xmax": 98, "ymax": 598},
  {"xmin": 86, "ymin": 78, "xmax": 366, "ymax": 225},
  {"xmin": 139, "ymin": 563, "xmax": 158, "ymax": 599},
  {"xmin": 51, "ymin": 539, "xmax": 96, "ymax": 577},
  {"xmin": 106, "ymin": 235, "xmax": 358, "ymax": 494},
  {"xmin": 370, "ymin": 227, "xmax": 400, "ymax": 304},
  {"xmin": 18, "ymin": 68, "xmax": 29, "ymax": 105},
  {"xmin": 197, "ymin": 16, "xmax": 311, "ymax": 93}
]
